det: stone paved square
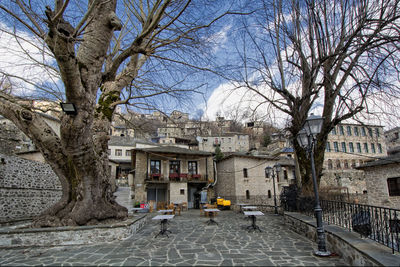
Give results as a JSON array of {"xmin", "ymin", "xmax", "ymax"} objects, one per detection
[{"xmin": 0, "ymin": 209, "xmax": 347, "ymax": 266}]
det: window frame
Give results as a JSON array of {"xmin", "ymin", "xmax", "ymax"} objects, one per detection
[
  {"xmin": 387, "ymin": 177, "xmax": 400, "ymax": 196},
  {"xmin": 326, "ymin": 142, "xmax": 331, "ymax": 152},
  {"xmin": 346, "ymin": 126, "xmax": 352, "ymax": 136},
  {"xmin": 115, "ymin": 149, "xmax": 122, "ymax": 156},
  {"xmin": 363, "ymin": 143, "xmax": 369, "ymax": 153},
  {"xmin": 150, "ymin": 160, "xmax": 161, "ymax": 174},
  {"xmin": 188, "ymin": 161, "xmax": 198, "ymax": 175},
  {"xmin": 333, "ymin": 142, "xmax": 339, "ymax": 152},
  {"xmin": 341, "ymin": 142, "xmax": 347, "ymax": 153},
  {"xmin": 349, "ymin": 142, "xmax": 354, "ymax": 153}
]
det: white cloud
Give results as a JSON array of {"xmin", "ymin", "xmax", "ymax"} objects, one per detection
[
  {"xmin": 202, "ymin": 81, "xmax": 290, "ymax": 127},
  {"xmin": 0, "ymin": 23, "xmax": 60, "ymax": 96}
]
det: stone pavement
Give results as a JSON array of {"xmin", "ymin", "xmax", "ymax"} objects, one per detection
[{"xmin": 0, "ymin": 209, "xmax": 347, "ymax": 266}]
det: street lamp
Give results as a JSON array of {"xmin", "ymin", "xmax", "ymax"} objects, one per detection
[
  {"xmin": 265, "ymin": 163, "xmax": 281, "ymax": 215},
  {"xmin": 296, "ymin": 114, "xmax": 331, "ymax": 257}
]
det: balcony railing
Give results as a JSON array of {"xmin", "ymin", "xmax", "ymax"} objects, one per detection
[
  {"xmin": 146, "ymin": 173, "xmax": 205, "ymax": 182},
  {"xmin": 284, "ymin": 199, "xmax": 400, "ymax": 254}
]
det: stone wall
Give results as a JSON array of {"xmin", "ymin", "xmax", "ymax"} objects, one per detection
[
  {"xmin": 284, "ymin": 212, "xmax": 399, "ymax": 266},
  {"xmin": 0, "ymin": 215, "xmax": 148, "ymax": 248},
  {"xmin": 0, "ymin": 154, "xmax": 61, "ymax": 221},
  {"xmin": 363, "ymin": 163, "xmax": 400, "ymax": 209}
]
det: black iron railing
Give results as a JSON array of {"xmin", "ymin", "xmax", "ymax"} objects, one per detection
[{"xmin": 289, "ymin": 199, "xmax": 400, "ymax": 254}]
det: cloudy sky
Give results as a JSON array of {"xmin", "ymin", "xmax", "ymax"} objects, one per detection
[{"xmin": 1, "ymin": 2, "xmax": 399, "ymax": 131}]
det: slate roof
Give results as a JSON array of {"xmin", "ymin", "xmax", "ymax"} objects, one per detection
[
  {"xmin": 218, "ymin": 152, "xmax": 295, "ymax": 166},
  {"xmin": 134, "ymin": 146, "xmax": 212, "ymax": 156},
  {"xmin": 357, "ymin": 154, "xmax": 400, "ymax": 168},
  {"xmin": 108, "ymin": 136, "xmax": 155, "ymax": 146}
]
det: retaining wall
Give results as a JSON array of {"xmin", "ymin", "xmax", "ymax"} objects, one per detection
[
  {"xmin": 0, "ymin": 154, "xmax": 61, "ymax": 221},
  {"xmin": 0, "ymin": 214, "xmax": 148, "ymax": 248},
  {"xmin": 284, "ymin": 212, "xmax": 399, "ymax": 266}
]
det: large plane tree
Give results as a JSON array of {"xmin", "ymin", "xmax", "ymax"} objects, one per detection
[
  {"xmin": 0, "ymin": 0, "xmax": 232, "ymax": 226},
  {"xmin": 228, "ymin": 0, "xmax": 400, "ymax": 195}
]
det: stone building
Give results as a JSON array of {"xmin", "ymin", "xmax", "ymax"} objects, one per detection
[
  {"xmin": 132, "ymin": 146, "xmax": 215, "ymax": 209},
  {"xmin": 356, "ymin": 151, "xmax": 400, "ymax": 209},
  {"xmin": 215, "ymin": 153, "xmax": 296, "ymax": 206},
  {"xmin": 108, "ymin": 136, "xmax": 157, "ymax": 187},
  {"xmin": 321, "ymin": 123, "xmax": 387, "ymax": 198},
  {"xmin": 385, "ymin": 127, "xmax": 400, "ymax": 154},
  {"xmin": 197, "ymin": 133, "xmax": 250, "ymax": 153}
]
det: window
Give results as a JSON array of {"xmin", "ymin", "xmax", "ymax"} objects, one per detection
[
  {"xmin": 371, "ymin": 143, "xmax": 376, "ymax": 153},
  {"xmin": 349, "ymin": 142, "xmax": 354, "ymax": 153},
  {"xmin": 150, "ymin": 160, "xmax": 161, "ymax": 174},
  {"xmin": 363, "ymin": 143, "xmax": 369, "ymax": 153},
  {"xmin": 169, "ymin": 160, "xmax": 180, "ymax": 174},
  {"xmin": 188, "ymin": 161, "xmax": 198, "ymax": 175},
  {"xmin": 246, "ymin": 190, "xmax": 250, "ymax": 199},
  {"xmin": 354, "ymin": 127, "xmax": 359, "ymax": 136},
  {"xmin": 328, "ymin": 159, "xmax": 333, "ymax": 170},
  {"xmin": 356, "ymin": 143, "xmax": 362, "ymax": 153},
  {"xmin": 243, "ymin": 168, "xmax": 248, "ymax": 178},
  {"xmin": 344, "ymin": 160, "xmax": 349, "ymax": 169},
  {"xmin": 268, "ymin": 190, "xmax": 271, "ymax": 198},
  {"xmin": 378, "ymin": 143, "xmax": 383, "ymax": 153},
  {"xmin": 368, "ymin": 128, "xmax": 373, "ymax": 137},
  {"xmin": 284, "ymin": 170, "xmax": 288, "ymax": 180},
  {"xmin": 107, "ymin": 149, "xmax": 111, "ymax": 155},
  {"xmin": 361, "ymin": 127, "xmax": 366, "ymax": 136},
  {"xmin": 331, "ymin": 127, "xmax": 337, "ymax": 135},
  {"xmin": 387, "ymin": 177, "xmax": 400, "ymax": 196},
  {"xmin": 339, "ymin": 125, "xmax": 344, "ymax": 135},
  {"xmin": 180, "ymin": 189, "xmax": 185, "ymax": 195},
  {"xmin": 265, "ymin": 169, "xmax": 270, "ymax": 178},
  {"xmin": 333, "ymin": 142, "xmax": 339, "ymax": 152},
  {"xmin": 326, "ymin": 142, "xmax": 331, "ymax": 152},
  {"xmin": 347, "ymin": 126, "xmax": 352, "ymax": 136},
  {"xmin": 341, "ymin": 142, "xmax": 347, "ymax": 153},
  {"xmin": 375, "ymin": 128, "xmax": 380, "ymax": 137},
  {"xmin": 336, "ymin": 160, "xmax": 341, "ymax": 169},
  {"xmin": 351, "ymin": 160, "xmax": 356, "ymax": 168},
  {"xmin": 115, "ymin": 149, "xmax": 122, "ymax": 156},
  {"xmin": 125, "ymin": 150, "xmax": 131, "ymax": 157}
]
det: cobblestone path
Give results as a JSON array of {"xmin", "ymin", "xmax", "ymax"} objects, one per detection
[{"xmin": 0, "ymin": 209, "xmax": 347, "ymax": 266}]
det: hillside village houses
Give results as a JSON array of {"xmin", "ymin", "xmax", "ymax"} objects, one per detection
[{"xmin": 1, "ymin": 103, "xmax": 400, "ymax": 213}]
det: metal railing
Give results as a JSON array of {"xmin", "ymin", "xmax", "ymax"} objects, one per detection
[{"xmin": 289, "ymin": 199, "xmax": 400, "ymax": 254}]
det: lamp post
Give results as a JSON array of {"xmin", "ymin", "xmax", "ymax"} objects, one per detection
[
  {"xmin": 265, "ymin": 164, "xmax": 281, "ymax": 215},
  {"xmin": 296, "ymin": 114, "xmax": 331, "ymax": 257}
]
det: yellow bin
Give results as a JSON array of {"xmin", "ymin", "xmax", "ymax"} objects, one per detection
[{"xmin": 223, "ymin": 200, "xmax": 231, "ymax": 206}]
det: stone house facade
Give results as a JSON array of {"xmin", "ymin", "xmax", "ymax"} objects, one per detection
[
  {"xmin": 215, "ymin": 153, "xmax": 296, "ymax": 205},
  {"xmin": 321, "ymin": 123, "xmax": 387, "ymax": 197},
  {"xmin": 357, "ymin": 153, "xmax": 400, "ymax": 209},
  {"xmin": 197, "ymin": 133, "xmax": 250, "ymax": 153},
  {"xmin": 132, "ymin": 146, "xmax": 215, "ymax": 209},
  {"xmin": 385, "ymin": 127, "xmax": 400, "ymax": 153}
]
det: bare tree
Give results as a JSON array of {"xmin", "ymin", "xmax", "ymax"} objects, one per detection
[
  {"xmin": 229, "ymin": 0, "xmax": 400, "ymax": 194},
  {"xmin": 0, "ymin": 0, "xmax": 234, "ymax": 226}
]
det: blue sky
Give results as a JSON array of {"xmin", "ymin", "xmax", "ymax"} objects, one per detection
[{"xmin": 1, "ymin": 0, "xmax": 399, "ymax": 130}]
